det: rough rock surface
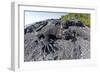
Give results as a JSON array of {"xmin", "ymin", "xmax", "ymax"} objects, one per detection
[{"xmin": 24, "ymin": 19, "xmax": 90, "ymax": 62}]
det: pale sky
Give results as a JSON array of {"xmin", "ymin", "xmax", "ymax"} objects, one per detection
[{"xmin": 24, "ymin": 11, "xmax": 67, "ymax": 26}]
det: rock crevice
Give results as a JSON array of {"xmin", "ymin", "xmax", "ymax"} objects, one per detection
[{"xmin": 24, "ymin": 19, "xmax": 90, "ymax": 61}]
